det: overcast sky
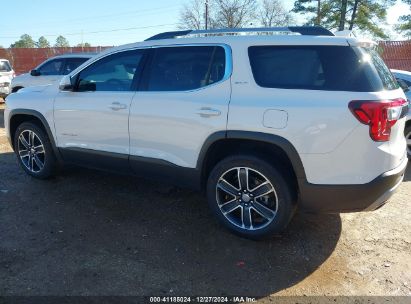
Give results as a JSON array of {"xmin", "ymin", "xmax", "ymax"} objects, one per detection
[{"xmin": 1, "ymin": 0, "xmax": 410, "ymax": 47}]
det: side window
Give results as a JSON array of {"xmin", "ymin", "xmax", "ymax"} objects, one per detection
[
  {"xmin": 399, "ymin": 78, "xmax": 411, "ymax": 87},
  {"xmin": 146, "ymin": 46, "xmax": 226, "ymax": 91},
  {"xmin": 38, "ymin": 59, "xmax": 64, "ymax": 76},
  {"xmin": 62, "ymin": 58, "xmax": 89, "ymax": 75},
  {"xmin": 248, "ymin": 47, "xmax": 325, "ymax": 90},
  {"xmin": 76, "ymin": 50, "xmax": 143, "ymax": 92},
  {"xmin": 248, "ymin": 45, "xmax": 400, "ymax": 92}
]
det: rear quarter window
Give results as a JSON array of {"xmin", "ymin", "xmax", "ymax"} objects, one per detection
[{"xmin": 248, "ymin": 45, "xmax": 399, "ymax": 92}]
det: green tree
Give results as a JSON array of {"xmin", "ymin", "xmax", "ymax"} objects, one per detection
[
  {"xmin": 10, "ymin": 34, "xmax": 36, "ymax": 48},
  {"xmin": 37, "ymin": 36, "xmax": 50, "ymax": 48},
  {"xmin": 55, "ymin": 35, "xmax": 70, "ymax": 47},
  {"xmin": 397, "ymin": 0, "xmax": 411, "ymax": 38},
  {"xmin": 292, "ymin": 0, "xmax": 325, "ymax": 25},
  {"xmin": 292, "ymin": 0, "xmax": 393, "ymax": 39},
  {"xmin": 348, "ymin": 0, "xmax": 392, "ymax": 38}
]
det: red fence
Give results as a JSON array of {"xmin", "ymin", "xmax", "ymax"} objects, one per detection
[
  {"xmin": 0, "ymin": 47, "xmax": 110, "ymax": 75},
  {"xmin": 1, "ymin": 42, "xmax": 411, "ymax": 75},
  {"xmin": 378, "ymin": 41, "xmax": 411, "ymax": 71}
]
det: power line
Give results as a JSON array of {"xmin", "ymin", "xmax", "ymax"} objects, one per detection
[
  {"xmin": 0, "ymin": 22, "xmax": 180, "ymax": 39},
  {"xmin": 20, "ymin": 4, "xmax": 181, "ymax": 29}
]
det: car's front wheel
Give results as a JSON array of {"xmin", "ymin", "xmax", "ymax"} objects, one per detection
[
  {"xmin": 14, "ymin": 122, "xmax": 57, "ymax": 179},
  {"xmin": 207, "ymin": 155, "xmax": 296, "ymax": 240}
]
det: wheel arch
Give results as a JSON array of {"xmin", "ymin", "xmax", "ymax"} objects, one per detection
[
  {"xmin": 9, "ymin": 109, "xmax": 61, "ymax": 160},
  {"xmin": 197, "ymin": 131, "xmax": 306, "ymax": 196},
  {"xmin": 11, "ymin": 86, "xmax": 24, "ymax": 93}
]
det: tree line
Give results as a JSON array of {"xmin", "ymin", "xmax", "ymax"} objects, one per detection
[
  {"xmin": 179, "ymin": 0, "xmax": 411, "ymax": 39},
  {"xmin": 6, "ymin": 0, "xmax": 411, "ymax": 48},
  {"xmin": 9, "ymin": 34, "xmax": 92, "ymax": 48}
]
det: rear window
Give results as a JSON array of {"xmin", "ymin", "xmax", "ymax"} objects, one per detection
[
  {"xmin": 248, "ymin": 45, "xmax": 399, "ymax": 92},
  {"xmin": 0, "ymin": 61, "xmax": 12, "ymax": 72}
]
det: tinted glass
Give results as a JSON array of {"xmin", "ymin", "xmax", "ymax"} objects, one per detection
[
  {"xmin": 362, "ymin": 48, "xmax": 399, "ymax": 91},
  {"xmin": 248, "ymin": 46, "xmax": 399, "ymax": 92},
  {"xmin": 146, "ymin": 46, "xmax": 226, "ymax": 91},
  {"xmin": 38, "ymin": 59, "xmax": 64, "ymax": 75},
  {"xmin": 0, "ymin": 61, "xmax": 12, "ymax": 72},
  {"xmin": 394, "ymin": 76, "xmax": 411, "ymax": 87},
  {"xmin": 77, "ymin": 50, "xmax": 143, "ymax": 92},
  {"xmin": 62, "ymin": 58, "xmax": 89, "ymax": 75}
]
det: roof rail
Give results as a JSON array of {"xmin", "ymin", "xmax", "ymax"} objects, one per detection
[{"xmin": 145, "ymin": 26, "xmax": 334, "ymax": 41}]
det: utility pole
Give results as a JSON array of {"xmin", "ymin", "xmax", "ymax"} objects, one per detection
[
  {"xmin": 81, "ymin": 29, "xmax": 84, "ymax": 51},
  {"xmin": 205, "ymin": 0, "xmax": 209, "ymax": 30}
]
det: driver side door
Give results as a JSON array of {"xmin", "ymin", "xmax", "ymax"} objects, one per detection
[{"xmin": 54, "ymin": 49, "xmax": 147, "ymax": 171}]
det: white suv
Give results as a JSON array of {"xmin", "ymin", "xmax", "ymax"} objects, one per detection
[
  {"xmin": 11, "ymin": 53, "xmax": 94, "ymax": 93},
  {"xmin": 0, "ymin": 59, "xmax": 15, "ymax": 98},
  {"xmin": 391, "ymin": 69, "xmax": 411, "ymax": 157},
  {"xmin": 4, "ymin": 27, "xmax": 409, "ymax": 239}
]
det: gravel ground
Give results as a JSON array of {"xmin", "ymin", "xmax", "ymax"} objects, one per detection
[{"xmin": 0, "ymin": 102, "xmax": 410, "ymax": 300}]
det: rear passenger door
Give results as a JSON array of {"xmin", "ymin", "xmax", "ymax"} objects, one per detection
[{"xmin": 129, "ymin": 45, "xmax": 231, "ymax": 170}]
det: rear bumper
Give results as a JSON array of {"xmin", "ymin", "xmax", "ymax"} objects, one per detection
[{"xmin": 299, "ymin": 157, "xmax": 408, "ymax": 213}]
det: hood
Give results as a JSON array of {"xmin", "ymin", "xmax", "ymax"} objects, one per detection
[
  {"xmin": 14, "ymin": 72, "xmax": 29, "ymax": 78},
  {"xmin": 12, "ymin": 73, "xmax": 29, "ymax": 81}
]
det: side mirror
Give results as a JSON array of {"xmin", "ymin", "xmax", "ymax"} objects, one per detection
[
  {"xmin": 59, "ymin": 75, "xmax": 74, "ymax": 91},
  {"xmin": 30, "ymin": 69, "xmax": 41, "ymax": 76},
  {"xmin": 78, "ymin": 82, "xmax": 96, "ymax": 92},
  {"xmin": 397, "ymin": 79, "xmax": 410, "ymax": 93}
]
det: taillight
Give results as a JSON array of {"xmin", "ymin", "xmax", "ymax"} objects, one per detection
[{"xmin": 349, "ymin": 98, "xmax": 408, "ymax": 142}]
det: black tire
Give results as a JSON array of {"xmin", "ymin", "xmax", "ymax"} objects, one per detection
[
  {"xmin": 14, "ymin": 122, "xmax": 57, "ymax": 179},
  {"xmin": 12, "ymin": 87, "xmax": 23, "ymax": 93},
  {"xmin": 405, "ymin": 124, "xmax": 411, "ymax": 159},
  {"xmin": 207, "ymin": 155, "xmax": 296, "ymax": 240}
]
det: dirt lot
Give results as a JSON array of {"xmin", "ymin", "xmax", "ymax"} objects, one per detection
[{"xmin": 0, "ymin": 102, "xmax": 410, "ymax": 300}]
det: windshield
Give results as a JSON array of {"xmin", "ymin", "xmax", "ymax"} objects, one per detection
[{"xmin": 0, "ymin": 61, "xmax": 12, "ymax": 72}]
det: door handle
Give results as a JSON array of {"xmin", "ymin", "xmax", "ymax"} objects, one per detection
[
  {"xmin": 196, "ymin": 107, "xmax": 221, "ymax": 118},
  {"xmin": 109, "ymin": 102, "xmax": 127, "ymax": 111}
]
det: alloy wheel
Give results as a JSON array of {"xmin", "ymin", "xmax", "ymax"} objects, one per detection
[
  {"xmin": 17, "ymin": 130, "xmax": 45, "ymax": 173},
  {"xmin": 216, "ymin": 167, "xmax": 278, "ymax": 231}
]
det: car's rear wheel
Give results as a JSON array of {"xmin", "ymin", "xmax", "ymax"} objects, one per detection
[
  {"xmin": 207, "ymin": 155, "xmax": 296, "ymax": 240},
  {"xmin": 405, "ymin": 125, "xmax": 411, "ymax": 159},
  {"xmin": 14, "ymin": 122, "xmax": 57, "ymax": 179}
]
